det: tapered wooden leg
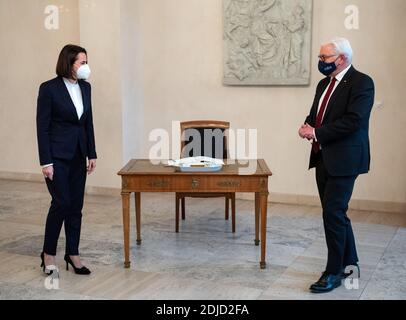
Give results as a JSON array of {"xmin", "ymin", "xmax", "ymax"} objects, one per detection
[
  {"xmin": 225, "ymin": 196, "xmax": 229, "ymax": 220},
  {"xmin": 231, "ymin": 193, "xmax": 236, "ymax": 233},
  {"xmin": 260, "ymin": 192, "xmax": 269, "ymax": 269},
  {"xmin": 181, "ymin": 197, "xmax": 186, "ymax": 220},
  {"xmin": 121, "ymin": 192, "xmax": 131, "ymax": 268},
  {"xmin": 176, "ymin": 194, "xmax": 180, "ymax": 233},
  {"xmin": 135, "ymin": 193, "xmax": 141, "ymax": 245},
  {"xmin": 254, "ymin": 192, "xmax": 260, "ymax": 246}
]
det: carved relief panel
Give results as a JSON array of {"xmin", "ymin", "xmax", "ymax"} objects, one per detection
[{"xmin": 223, "ymin": 0, "xmax": 313, "ymax": 85}]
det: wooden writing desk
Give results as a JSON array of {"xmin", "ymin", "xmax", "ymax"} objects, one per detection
[{"xmin": 117, "ymin": 159, "xmax": 272, "ymax": 269}]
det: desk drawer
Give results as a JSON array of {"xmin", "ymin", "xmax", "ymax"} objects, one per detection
[
  {"xmin": 204, "ymin": 176, "xmax": 267, "ymax": 192},
  {"xmin": 122, "ymin": 175, "xmax": 268, "ymax": 192},
  {"xmin": 122, "ymin": 176, "xmax": 173, "ymax": 191}
]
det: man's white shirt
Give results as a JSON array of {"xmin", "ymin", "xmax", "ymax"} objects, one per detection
[{"xmin": 313, "ymin": 64, "xmax": 352, "ymax": 142}]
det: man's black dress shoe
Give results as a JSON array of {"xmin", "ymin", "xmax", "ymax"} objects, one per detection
[{"xmin": 310, "ymin": 272, "xmax": 342, "ymax": 293}]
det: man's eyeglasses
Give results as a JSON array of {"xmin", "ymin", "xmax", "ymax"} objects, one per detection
[{"xmin": 318, "ymin": 54, "xmax": 339, "ymax": 62}]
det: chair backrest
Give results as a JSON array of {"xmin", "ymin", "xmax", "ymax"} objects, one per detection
[{"xmin": 180, "ymin": 120, "xmax": 230, "ymax": 160}]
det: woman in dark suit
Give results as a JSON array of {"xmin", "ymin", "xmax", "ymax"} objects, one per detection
[{"xmin": 36, "ymin": 44, "xmax": 97, "ymax": 275}]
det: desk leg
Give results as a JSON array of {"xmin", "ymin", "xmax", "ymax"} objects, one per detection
[
  {"xmin": 135, "ymin": 192, "xmax": 141, "ymax": 245},
  {"xmin": 231, "ymin": 193, "xmax": 236, "ymax": 233},
  {"xmin": 260, "ymin": 192, "xmax": 269, "ymax": 269},
  {"xmin": 225, "ymin": 196, "xmax": 229, "ymax": 221},
  {"xmin": 121, "ymin": 192, "xmax": 131, "ymax": 268},
  {"xmin": 254, "ymin": 192, "xmax": 260, "ymax": 246},
  {"xmin": 181, "ymin": 197, "xmax": 186, "ymax": 220},
  {"xmin": 175, "ymin": 194, "xmax": 180, "ymax": 233}
]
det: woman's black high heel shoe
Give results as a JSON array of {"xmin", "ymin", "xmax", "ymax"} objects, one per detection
[
  {"xmin": 40, "ymin": 252, "xmax": 58, "ymax": 275},
  {"xmin": 64, "ymin": 254, "xmax": 91, "ymax": 275}
]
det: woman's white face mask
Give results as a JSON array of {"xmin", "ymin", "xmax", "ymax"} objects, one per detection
[{"xmin": 76, "ymin": 64, "xmax": 91, "ymax": 80}]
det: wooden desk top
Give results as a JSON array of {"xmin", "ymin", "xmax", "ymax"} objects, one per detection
[{"xmin": 118, "ymin": 159, "xmax": 272, "ymax": 176}]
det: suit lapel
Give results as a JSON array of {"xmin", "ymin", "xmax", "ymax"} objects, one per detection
[
  {"xmin": 57, "ymin": 77, "xmax": 80, "ymax": 121},
  {"xmin": 78, "ymin": 80, "xmax": 89, "ymax": 121},
  {"xmin": 312, "ymin": 77, "xmax": 330, "ymax": 123}
]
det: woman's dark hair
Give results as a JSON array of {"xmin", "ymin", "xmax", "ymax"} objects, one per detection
[{"xmin": 56, "ymin": 44, "xmax": 87, "ymax": 78}]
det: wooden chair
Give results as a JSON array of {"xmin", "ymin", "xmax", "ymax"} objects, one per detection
[{"xmin": 175, "ymin": 120, "xmax": 236, "ymax": 233}]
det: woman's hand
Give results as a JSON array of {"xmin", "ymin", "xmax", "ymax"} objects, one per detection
[
  {"xmin": 87, "ymin": 159, "xmax": 97, "ymax": 175},
  {"xmin": 42, "ymin": 166, "xmax": 54, "ymax": 181}
]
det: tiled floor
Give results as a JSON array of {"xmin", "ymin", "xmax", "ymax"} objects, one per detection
[{"xmin": 0, "ymin": 179, "xmax": 405, "ymax": 300}]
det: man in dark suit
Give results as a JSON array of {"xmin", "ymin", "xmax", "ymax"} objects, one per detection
[{"xmin": 299, "ymin": 38, "xmax": 375, "ymax": 293}]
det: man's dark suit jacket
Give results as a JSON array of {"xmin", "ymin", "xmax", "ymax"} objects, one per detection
[
  {"xmin": 306, "ymin": 66, "xmax": 375, "ymax": 176},
  {"xmin": 36, "ymin": 77, "xmax": 97, "ymax": 166}
]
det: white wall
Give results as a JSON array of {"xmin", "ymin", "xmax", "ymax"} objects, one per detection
[
  {"xmin": 78, "ymin": 0, "xmax": 123, "ymax": 188},
  {"xmin": 0, "ymin": 0, "xmax": 405, "ymax": 208},
  {"xmin": 123, "ymin": 0, "xmax": 406, "ymax": 205},
  {"xmin": 120, "ymin": 0, "xmax": 145, "ymax": 162},
  {"xmin": 0, "ymin": 0, "xmax": 79, "ymax": 175}
]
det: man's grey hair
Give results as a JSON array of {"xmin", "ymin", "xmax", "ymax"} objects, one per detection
[{"xmin": 324, "ymin": 37, "xmax": 353, "ymax": 62}]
